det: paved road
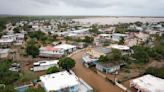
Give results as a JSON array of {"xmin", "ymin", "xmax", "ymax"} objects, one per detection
[{"xmin": 71, "ymin": 50, "xmax": 123, "ymax": 92}]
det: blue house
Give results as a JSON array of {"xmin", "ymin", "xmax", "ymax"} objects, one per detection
[{"xmin": 96, "ymin": 62, "xmax": 120, "ymax": 74}]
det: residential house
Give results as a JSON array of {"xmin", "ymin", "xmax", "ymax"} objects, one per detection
[
  {"xmin": 1, "ymin": 33, "xmax": 25, "ymax": 45},
  {"xmin": 111, "ymin": 33, "xmax": 127, "ymax": 42},
  {"xmin": 94, "ymin": 34, "xmax": 112, "ymax": 46},
  {"xmin": 0, "ymin": 49, "xmax": 10, "ymax": 58},
  {"xmin": 106, "ymin": 44, "xmax": 130, "ymax": 55},
  {"xmin": 82, "ymin": 47, "xmax": 111, "ymax": 67},
  {"xmin": 31, "ymin": 60, "xmax": 59, "ymax": 72},
  {"xmin": 39, "ymin": 44, "xmax": 76, "ymax": 58},
  {"xmin": 40, "ymin": 71, "xmax": 93, "ymax": 92},
  {"xmin": 39, "ymin": 46, "xmax": 64, "ymax": 58},
  {"xmin": 96, "ymin": 62, "xmax": 120, "ymax": 74},
  {"xmin": 0, "ymin": 39, "xmax": 14, "ymax": 47},
  {"xmin": 130, "ymin": 74, "xmax": 164, "ymax": 92},
  {"xmin": 54, "ymin": 44, "xmax": 77, "ymax": 55}
]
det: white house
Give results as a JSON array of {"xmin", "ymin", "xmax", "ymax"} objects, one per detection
[
  {"xmin": 0, "ymin": 49, "xmax": 10, "ymax": 58},
  {"xmin": 108, "ymin": 44, "xmax": 130, "ymax": 51},
  {"xmin": 14, "ymin": 33, "xmax": 25, "ymax": 45},
  {"xmin": 130, "ymin": 74, "xmax": 164, "ymax": 92},
  {"xmin": 1, "ymin": 34, "xmax": 16, "ymax": 41},
  {"xmin": 54, "ymin": 44, "xmax": 77, "ymax": 54},
  {"xmin": 39, "ymin": 44, "xmax": 76, "ymax": 58},
  {"xmin": 96, "ymin": 63, "xmax": 120, "ymax": 74},
  {"xmin": 107, "ymin": 44, "xmax": 131, "ymax": 55},
  {"xmin": 39, "ymin": 46, "xmax": 64, "ymax": 58},
  {"xmin": 31, "ymin": 60, "xmax": 59, "ymax": 72},
  {"xmin": 1, "ymin": 33, "xmax": 25, "ymax": 45},
  {"xmin": 40, "ymin": 71, "xmax": 93, "ymax": 92},
  {"xmin": 0, "ymin": 39, "xmax": 14, "ymax": 47},
  {"xmin": 111, "ymin": 33, "xmax": 127, "ymax": 42}
]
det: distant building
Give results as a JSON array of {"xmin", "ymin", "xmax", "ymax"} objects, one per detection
[
  {"xmin": 31, "ymin": 60, "xmax": 59, "ymax": 72},
  {"xmin": 0, "ymin": 39, "xmax": 14, "ymax": 47},
  {"xmin": 1, "ymin": 33, "xmax": 25, "ymax": 46},
  {"xmin": 0, "ymin": 49, "xmax": 10, "ymax": 58},
  {"xmin": 130, "ymin": 74, "xmax": 164, "ymax": 92},
  {"xmin": 40, "ymin": 71, "xmax": 93, "ymax": 92},
  {"xmin": 111, "ymin": 33, "xmax": 127, "ymax": 42},
  {"xmin": 106, "ymin": 44, "xmax": 131, "ymax": 55}
]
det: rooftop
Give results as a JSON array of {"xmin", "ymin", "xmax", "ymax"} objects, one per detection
[
  {"xmin": 34, "ymin": 60, "xmax": 59, "ymax": 66},
  {"xmin": 54, "ymin": 44, "xmax": 76, "ymax": 50},
  {"xmin": 0, "ymin": 38, "xmax": 14, "ymax": 43},
  {"xmin": 131, "ymin": 74, "xmax": 164, "ymax": 92},
  {"xmin": 40, "ymin": 71, "xmax": 79, "ymax": 91},
  {"xmin": 112, "ymin": 33, "xmax": 126, "ymax": 36},
  {"xmin": 107, "ymin": 44, "xmax": 130, "ymax": 50},
  {"xmin": 0, "ymin": 49, "xmax": 10, "ymax": 54},
  {"xmin": 40, "ymin": 46, "xmax": 62, "ymax": 51}
]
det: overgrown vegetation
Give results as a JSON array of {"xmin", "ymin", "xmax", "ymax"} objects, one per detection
[
  {"xmin": 46, "ymin": 66, "xmax": 60, "ymax": 74},
  {"xmin": 145, "ymin": 67, "xmax": 164, "ymax": 79},
  {"xmin": 115, "ymin": 23, "xmax": 129, "ymax": 34},
  {"xmin": 25, "ymin": 39, "xmax": 39, "ymax": 58},
  {"xmin": 65, "ymin": 36, "xmax": 94, "ymax": 44},
  {"xmin": 0, "ymin": 60, "xmax": 19, "ymax": 92},
  {"xmin": 0, "ymin": 60, "xmax": 19, "ymax": 84},
  {"xmin": 98, "ymin": 49, "xmax": 124, "ymax": 64},
  {"xmin": 25, "ymin": 87, "xmax": 45, "ymax": 92},
  {"xmin": 132, "ymin": 45, "xmax": 149, "ymax": 64},
  {"xmin": 58, "ymin": 57, "xmax": 76, "ymax": 70},
  {"xmin": 28, "ymin": 31, "xmax": 55, "ymax": 44},
  {"xmin": 89, "ymin": 25, "xmax": 99, "ymax": 34}
]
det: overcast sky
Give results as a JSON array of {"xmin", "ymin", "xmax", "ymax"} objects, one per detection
[{"xmin": 0, "ymin": 0, "xmax": 164, "ymax": 16}]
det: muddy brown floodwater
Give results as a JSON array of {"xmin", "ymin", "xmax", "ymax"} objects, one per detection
[{"xmin": 71, "ymin": 50, "xmax": 123, "ymax": 92}]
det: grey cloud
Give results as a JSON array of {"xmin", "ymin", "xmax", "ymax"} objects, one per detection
[{"xmin": 0, "ymin": 0, "xmax": 164, "ymax": 16}]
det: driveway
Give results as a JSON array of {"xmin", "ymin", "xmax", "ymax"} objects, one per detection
[{"xmin": 71, "ymin": 50, "xmax": 123, "ymax": 92}]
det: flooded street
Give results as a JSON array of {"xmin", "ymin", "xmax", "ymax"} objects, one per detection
[
  {"xmin": 73, "ymin": 17, "xmax": 164, "ymax": 25},
  {"xmin": 71, "ymin": 50, "xmax": 123, "ymax": 92}
]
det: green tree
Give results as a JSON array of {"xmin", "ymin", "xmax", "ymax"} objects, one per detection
[
  {"xmin": 115, "ymin": 23, "xmax": 129, "ymax": 34},
  {"xmin": 132, "ymin": 46, "xmax": 149, "ymax": 64},
  {"xmin": 109, "ymin": 49, "xmax": 122, "ymax": 63},
  {"xmin": 83, "ymin": 36, "xmax": 94, "ymax": 43},
  {"xmin": 26, "ymin": 45, "xmax": 39, "ymax": 58},
  {"xmin": 99, "ymin": 55, "xmax": 109, "ymax": 62},
  {"xmin": 98, "ymin": 49, "xmax": 123, "ymax": 63},
  {"xmin": 145, "ymin": 67, "xmax": 164, "ymax": 79},
  {"xmin": 58, "ymin": 57, "xmax": 76, "ymax": 70},
  {"xmin": 89, "ymin": 25, "xmax": 99, "ymax": 34},
  {"xmin": 134, "ymin": 21, "xmax": 143, "ymax": 27},
  {"xmin": 0, "ymin": 60, "xmax": 19, "ymax": 85},
  {"xmin": 118, "ymin": 37, "xmax": 125, "ymax": 45},
  {"xmin": 46, "ymin": 66, "xmax": 59, "ymax": 74},
  {"xmin": 13, "ymin": 27, "xmax": 20, "ymax": 33},
  {"xmin": 0, "ymin": 85, "xmax": 16, "ymax": 92},
  {"xmin": 26, "ymin": 40, "xmax": 39, "ymax": 58}
]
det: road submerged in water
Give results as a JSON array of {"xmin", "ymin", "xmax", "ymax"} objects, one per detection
[{"xmin": 71, "ymin": 50, "xmax": 123, "ymax": 92}]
